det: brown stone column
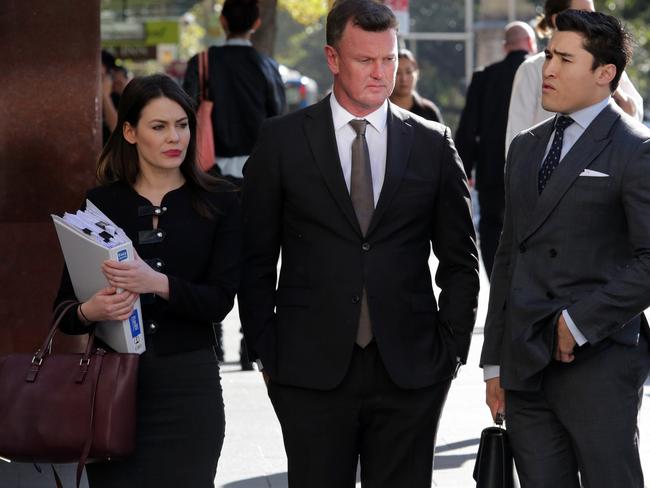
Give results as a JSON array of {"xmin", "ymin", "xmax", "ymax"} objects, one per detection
[{"xmin": 0, "ymin": 0, "xmax": 100, "ymax": 354}]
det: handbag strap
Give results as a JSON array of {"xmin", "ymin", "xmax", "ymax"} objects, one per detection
[
  {"xmin": 75, "ymin": 347, "xmax": 106, "ymax": 488},
  {"xmin": 29, "ymin": 301, "xmax": 95, "ymax": 381},
  {"xmin": 43, "ymin": 301, "xmax": 100, "ymax": 488},
  {"xmin": 198, "ymin": 50, "xmax": 210, "ymax": 102},
  {"xmin": 52, "ymin": 465, "xmax": 63, "ymax": 488}
]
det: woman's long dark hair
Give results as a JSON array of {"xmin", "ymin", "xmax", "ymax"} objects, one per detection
[{"xmin": 97, "ymin": 74, "xmax": 230, "ymax": 218}]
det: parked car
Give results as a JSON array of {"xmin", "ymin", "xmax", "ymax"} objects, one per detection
[{"xmin": 280, "ymin": 65, "xmax": 319, "ymax": 112}]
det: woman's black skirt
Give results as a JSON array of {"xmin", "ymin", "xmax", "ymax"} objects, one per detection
[{"xmin": 87, "ymin": 346, "xmax": 225, "ymax": 488}]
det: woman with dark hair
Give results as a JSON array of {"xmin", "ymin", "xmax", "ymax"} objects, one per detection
[
  {"xmin": 389, "ymin": 48, "xmax": 443, "ymax": 123},
  {"xmin": 54, "ymin": 74, "xmax": 241, "ymax": 487}
]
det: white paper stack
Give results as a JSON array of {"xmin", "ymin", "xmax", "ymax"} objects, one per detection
[{"xmin": 51, "ymin": 200, "xmax": 146, "ymax": 354}]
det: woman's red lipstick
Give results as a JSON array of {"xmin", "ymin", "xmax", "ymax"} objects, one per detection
[{"xmin": 163, "ymin": 149, "xmax": 182, "ymax": 157}]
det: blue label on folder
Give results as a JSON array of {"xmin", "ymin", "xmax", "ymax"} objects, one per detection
[
  {"xmin": 129, "ymin": 310, "xmax": 141, "ymax": 338},
  {"xmin": 117, "ymin": 249, "xmax": 128, "ymax": 262}
]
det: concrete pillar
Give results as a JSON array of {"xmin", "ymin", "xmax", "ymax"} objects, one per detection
[{"xmin": 0, "ymin": 0, "xmax": 100, "ymax": 355}]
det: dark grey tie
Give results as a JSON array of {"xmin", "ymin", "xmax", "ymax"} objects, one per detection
[
  {"xmin": 538, "ymin": 115, "xmax": 574, "ymax": 194},
  {"xmin": 349, "ymin": 119, "xmax": 374, "ymax": 347}
]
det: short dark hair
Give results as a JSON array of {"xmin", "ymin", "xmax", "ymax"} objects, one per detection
[
  {"xmin": 222, "ymin": 0, "xmax": 259, "ymax": 36},
  {"xmin": 97, "ymin": 74, "xmax": 228, "ymax": 217},
  {"xmin": 326, "ymin": 0, "xmax": 398, "ymax": 48},
  {"xmin": 101, "ymin": 49, "xmax": 117, "ymax": 71},
  {"xmin": 555, "ymin": 10, "xmax": 632, "ymax": 92}
]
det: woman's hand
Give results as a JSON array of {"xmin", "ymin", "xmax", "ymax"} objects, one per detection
[
  {"xmin": 102, "ymin": 251, "xmax": 170, "ymax": 299},
  {"xmin": 79, "ymin": 287, "xmax": 139, "ymax": 323}
]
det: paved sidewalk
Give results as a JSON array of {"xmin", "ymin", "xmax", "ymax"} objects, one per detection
[
  {"xmin": 216, "ymin": 266, "xmax": 650, "ymax": 488},
  {"xmin": 1, "ymin": 263, "xmax": 648, "ymax": 487}
]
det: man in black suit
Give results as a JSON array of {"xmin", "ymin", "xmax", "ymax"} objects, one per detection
[
  {"xmin": 455, "ymin": 22, "xmax": 536, "ymax": 278},
  {"xmin": 239, "ymin": 0, "xmax": 479, "ymax": 486},
  {"xmin": 481, "ymin": 10, "xmax": 650, "ymax": 487}
]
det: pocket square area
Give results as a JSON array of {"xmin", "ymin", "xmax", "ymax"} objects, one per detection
[{"xmin": 579, "ymin": 169, "xmax": 609, "ymax": 177}]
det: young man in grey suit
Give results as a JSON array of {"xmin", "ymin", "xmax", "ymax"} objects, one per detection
[
  {"xmin": 481, "ymin": 10, "xmax": 650, "ymax": 488},
  {"xmin": 239, "ymin": 0, "xmax": 479, "ymax": 486}
]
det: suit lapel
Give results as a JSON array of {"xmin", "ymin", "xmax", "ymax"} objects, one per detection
[
  {"xmin": 521, "ymin": 103, "xmax": 620, "ymax": 242},
  {"xmin": 367, "ymin": 103, "xmax": 413, "ymax": 236},
  {"xmin": 304, "ymin": 96, "xmax": 361, "ymax": 235},
  {"xmin": 519, "ymin": 121, "xmax": 555, "ymax": 229}
]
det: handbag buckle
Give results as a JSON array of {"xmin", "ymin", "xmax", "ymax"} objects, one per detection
[
  {"xmin": 31, "ymin": 356, "xmax": 43, "ymax": 366},
  {"xmin": 79, "ymin": 358, "xmax": 90, "ymax": 367}
]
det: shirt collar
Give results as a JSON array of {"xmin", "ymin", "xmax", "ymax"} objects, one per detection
[
  {"xmin": 563, "ymin": 96, "xmax": 611, "ymax": 131},
  {"xmin": 329, "ymin": 92, "xmax": 388, "ymax": 134},
  {"xmin": 225, "ymin": 38, "xmax": 252, "ymax": 47}
]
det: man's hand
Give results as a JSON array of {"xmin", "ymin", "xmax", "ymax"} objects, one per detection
[
  {"xmin": 554, "ymin": 314, "xmax": 576, "ymax": 363},
  {"xmin": 485, "ymin": 377, "xmax": 505, "ymax": 422}
]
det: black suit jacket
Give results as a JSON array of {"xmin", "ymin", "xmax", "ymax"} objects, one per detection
[
  {"xmin": 455, "ymin": 50, "xmax": 528, "ymax": 189},
  {"xmin": 54, "ymin": 183, "xmax": 241, "ymax": 355},
  {"xmin": 239, "ymin": 96, "xmax": 479, "ymax": 390}
]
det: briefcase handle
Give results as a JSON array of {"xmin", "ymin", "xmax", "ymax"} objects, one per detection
[{"xmin": 495, "ymin": 412, "xmax": 505, "ymax": 427}]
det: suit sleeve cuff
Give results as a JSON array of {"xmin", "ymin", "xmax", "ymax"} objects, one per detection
[
  {"xmin": 562, "ymin": 309, "xmax": 588, "ymax": 346},
  {"xmin": 483, "ymin": 365, "xmax": 500, "ymax": 381}
]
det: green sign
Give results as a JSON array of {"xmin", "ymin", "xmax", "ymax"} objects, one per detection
[{"xmin": 102, "ymin": 20, "xmax": 179, "ymax": 47}]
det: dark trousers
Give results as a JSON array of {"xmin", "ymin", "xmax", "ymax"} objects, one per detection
[
  {"xmin": 506, "ymin": 334, "xmax": 650, "ymax": 488},
  {"xmin": 477, "ymin": 185, "xmax": 504, "ymax": 279},
  {"xmin": 267, "ymin": 341, "xmax": 452, "ymax": 488}
]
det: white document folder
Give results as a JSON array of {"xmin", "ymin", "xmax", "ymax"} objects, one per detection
[{"xmin": 51, "ymin": 211, "xmax": 146, "ymax": 354}]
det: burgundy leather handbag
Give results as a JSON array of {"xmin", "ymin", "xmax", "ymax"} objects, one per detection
[{"xmin": 0, "ymin": 301, "xmax": 139, "ymax": 487}]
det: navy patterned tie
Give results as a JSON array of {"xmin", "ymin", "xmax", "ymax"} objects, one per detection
[{"xmin": 538, "ymin": 115, "xmax": 574, "ymax": 194}]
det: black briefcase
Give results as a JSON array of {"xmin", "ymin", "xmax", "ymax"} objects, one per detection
[{"xmin": 473, "ymin": 414, "xmax": 515, "ymax": 488}]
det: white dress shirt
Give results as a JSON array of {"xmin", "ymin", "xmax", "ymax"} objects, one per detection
[
  {"xmin": 484, "ymin": 96, "xmax": 611, "ymax": 381},
  {"xmin": 330, "ymin": 93, "xmax": 388, "ymax": 206},
  {"xmin": 505, "ymin": 51, "xmax": 644, "ymax": 154},
  {"xmin": 255, "ymin": 94, "xmax": 388, "ymax": 373}
]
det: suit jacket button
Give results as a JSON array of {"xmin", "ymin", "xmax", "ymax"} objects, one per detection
[
  {"xmin": 519, "ymin": 243, "xmax": 527, "ymax": 253},
  {"xmin": 546, "ymin": 291, "xmax": 554, "ymax": 299},
  {"xmin": 549, "ymin": 248, "xmax": 558, "ymax": 258},
  {"xmin": 362, "ymin": 242, "xmax": 371, "ymax": 251},
  {"xmin": 352, "ymin": 295, "xmax": 360, "ymax": 304}
]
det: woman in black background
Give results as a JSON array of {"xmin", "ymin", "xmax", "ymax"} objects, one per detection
[
  {"xmin": 54, "ymin": 74, "xmax": 240, "ymax": 487},
  {"xmin": 389, "ymin": 48, "xmax": 444, "ymax": 124}
]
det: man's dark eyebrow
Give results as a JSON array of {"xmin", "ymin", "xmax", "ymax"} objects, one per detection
[{"xmin": 552, "ymin": 48, "xmax": 574, "ymax": 58}]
